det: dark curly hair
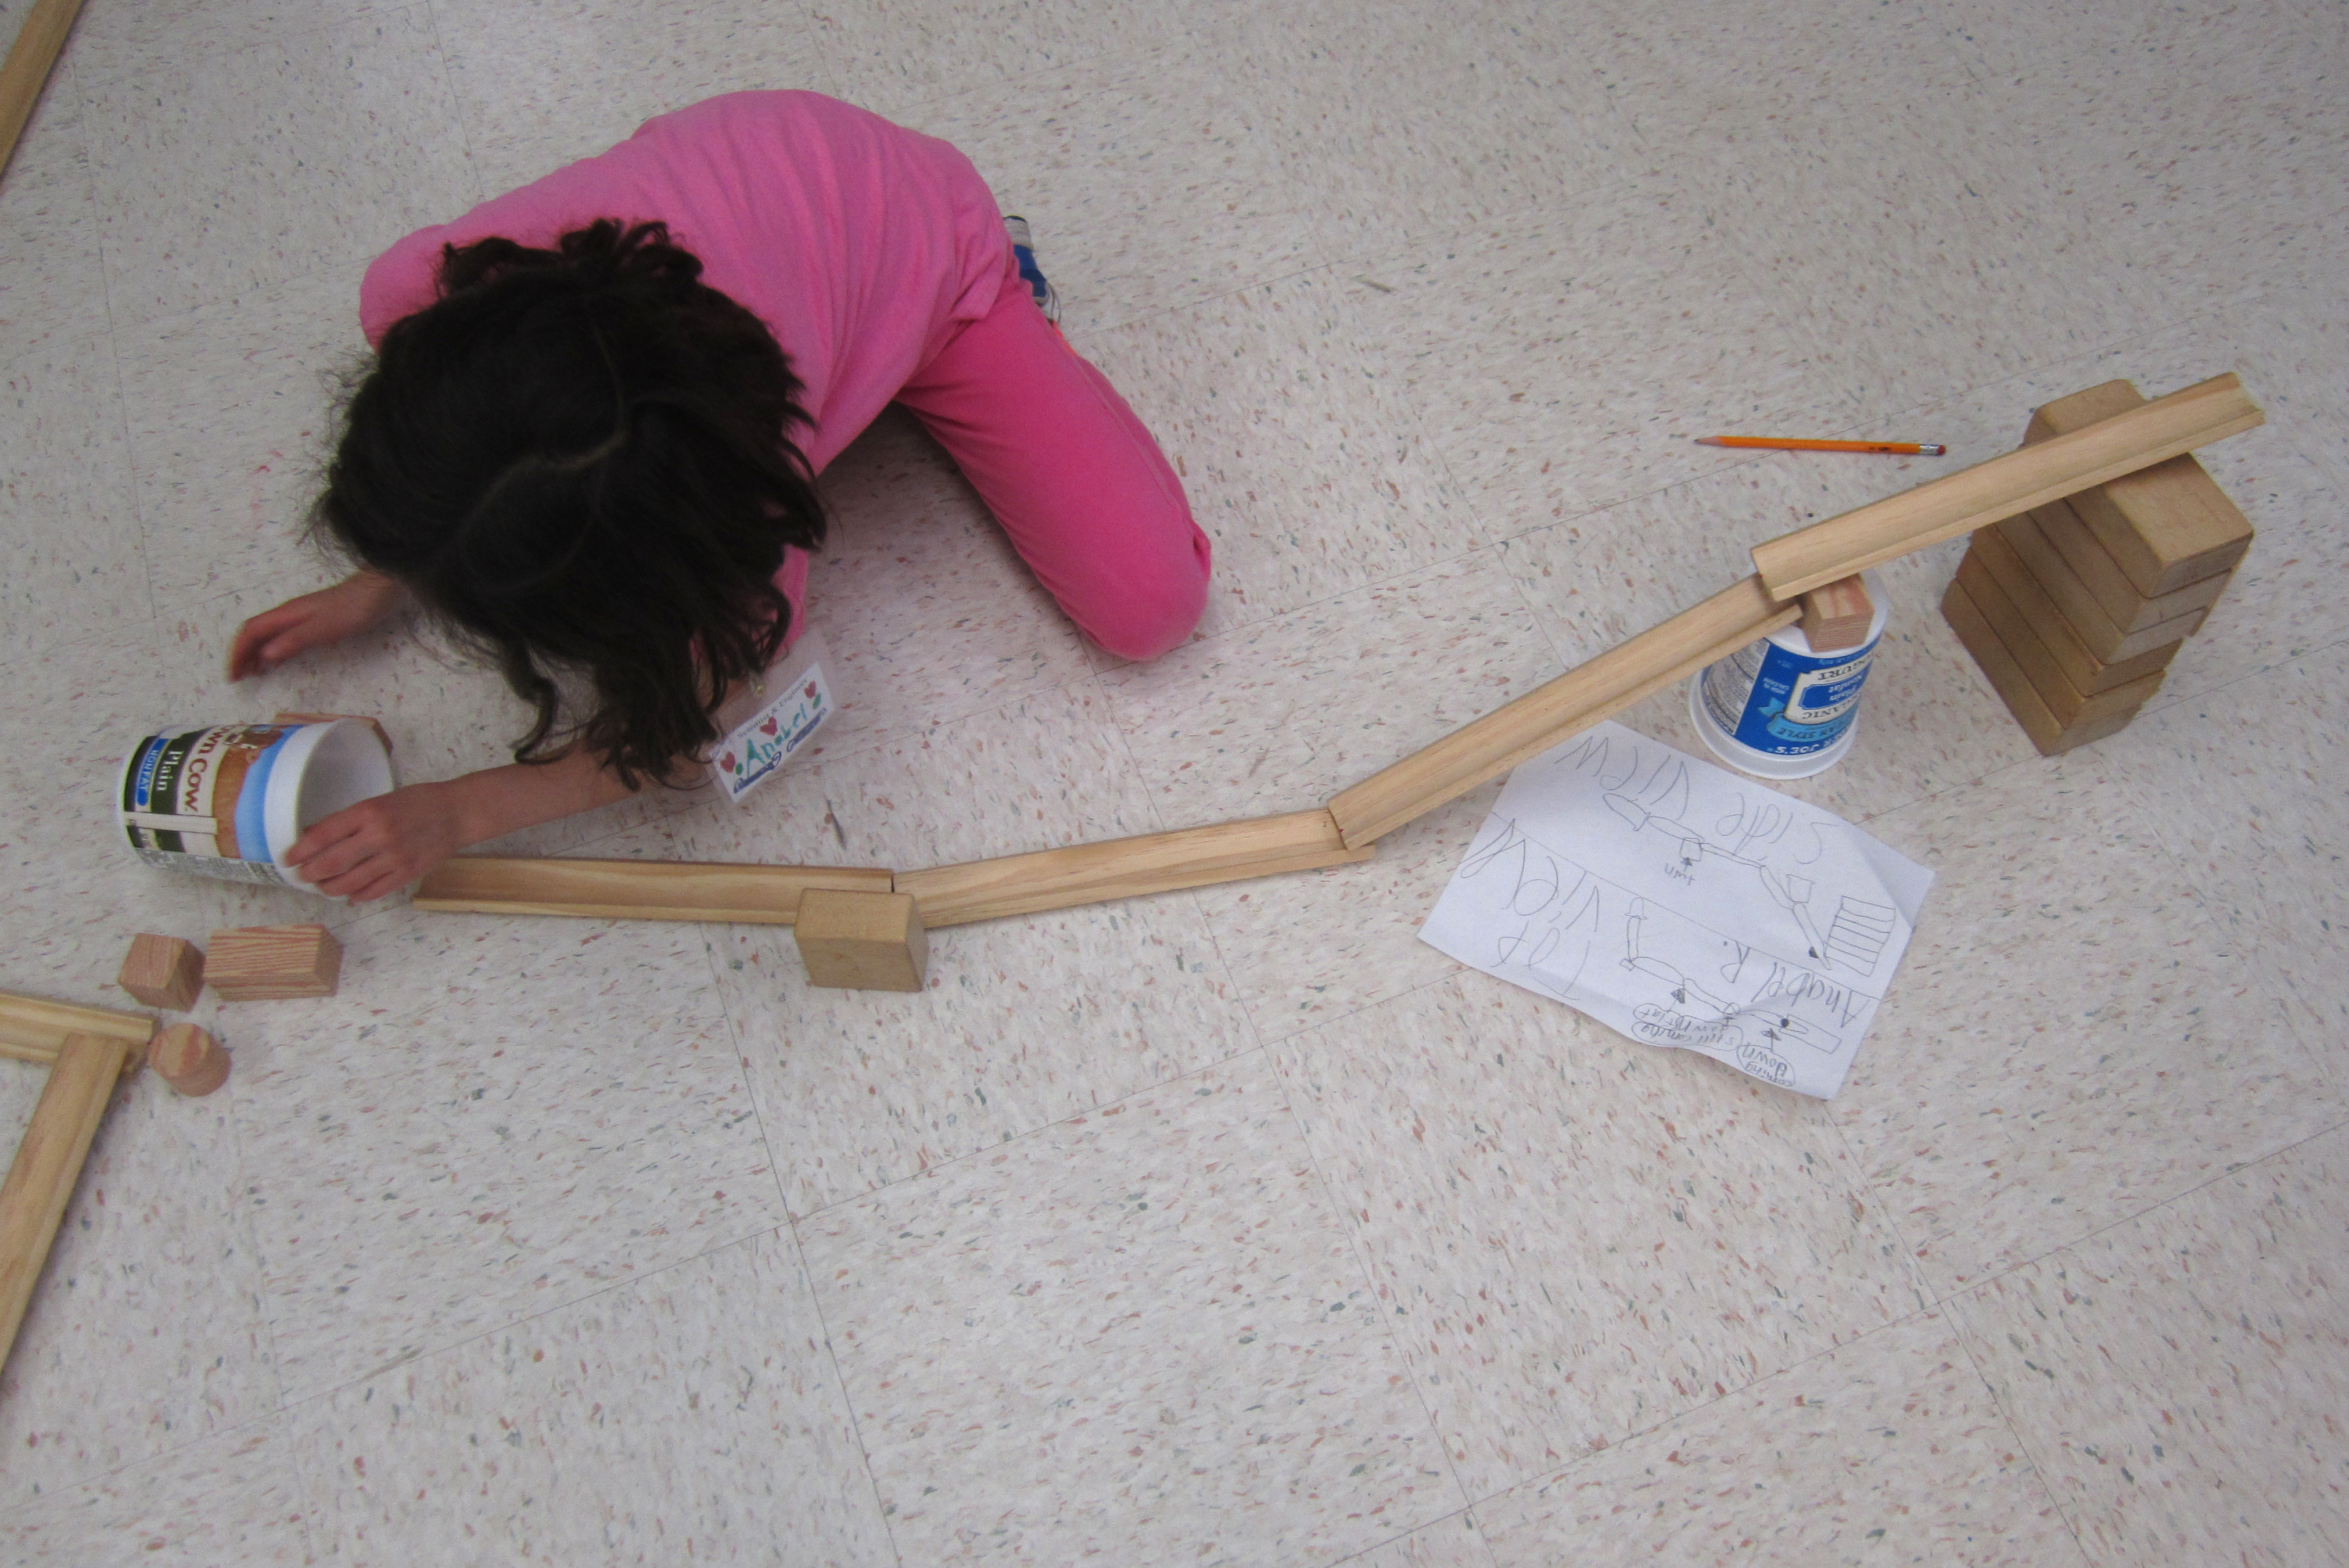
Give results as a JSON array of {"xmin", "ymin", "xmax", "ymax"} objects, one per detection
[{"xmin": 314, "ymin": 219, "xmax": 826, "ymax": 788}]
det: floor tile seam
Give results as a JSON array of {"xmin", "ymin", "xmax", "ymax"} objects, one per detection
[
  {"xmin": 1323, "ymin": 1499, "xmax": 1502, "ymax": 1568},
  {"xmin": 1258, "ymin": 994, "xmax": 1486, "ymax": 1530},
  {"xmin": 1241, "ymin": 958, "xmax": 1469, "ymax": 1053},
  {"xmin": 1060, "ymin": 258, "xmax": 1343, "ymax": 343},
  {"xmin": 64, "ymin": 1, "xmax": 439, "ymax": 101},
  {"xmin": 773, "ymin": 1213, "xmax": 907, "ymax": 1568},
  {"xmin": 784, "ymin": 1041, "xmax": 1279, "ymax": 1226},
  {"xmin": 1935, "ymin": 1285, "xmax": 2100, "ymax": 1566},
  {"xmin": 415, "ymin": 0, "xmax": 486, "ymax": 202},
  {"xmin": 2136, "ymin": 632, "xmax": 2349, "ymax": 725},
  {"xmin": 1436, "ymin": 1300, "xmax": 1984, "ymax": 1524},
  {"xmin": 261, "ymin": 1215, "xmax": 798, "ymax": 1414},
  {"xmin": 696, "ymin": 929, "xmax": 806, "ymax": 1245},
  {"xmin": 0, "ymin": 1402, "xmax": 304, "ymax": 1525},
  {"xmin": 1913, "ymin": 1113, "xmax": 2349, "ymax": 1313},
  {"xmin": 1818, "ymin": 1110, "xmax": 1939, "ymax": 1315}
]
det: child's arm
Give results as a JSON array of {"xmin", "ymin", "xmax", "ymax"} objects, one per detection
[
  {"xmin": 228, "ymin": 571, "xmax": 411, "ymax": 679},
  {"xmin": 285, "ymin": 748, "xmax": 652, "ymax": 902}
]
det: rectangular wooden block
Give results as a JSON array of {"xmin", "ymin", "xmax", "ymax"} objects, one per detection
[
  {"xmin": 1965, "ymin": 532, "xmax": 2184, "ymax": 694},
  {"xmin": 793, "ymin": 890, "xmax": 927, "ymax": 992},
  {"xmin": 2026, "ymin": 380, "xmax": 2253, "ymax": 595},
  {"xmin": 1958, "ymin": 555, "xmax": 2166, "ymax": 725},
  {"xmin": 414, "ymin": 856, "xmax": 893, "ymax": 925},
  {"xmin": 899, "ymin": 810, "xmax": 1371, "ymax": 929},
  {"xmin": 1994, "ymin": 511, "xmax": 2210, "ymax": 662},
  {"xmin": 117, "ymin": 933, "xmax": 204, "ymax": 1011},
  {"xmin": 1942, "ymin": 577, "xmax": 2142, "ymax": 756},
  {"xmin": 206, "ymin": 925, "xmax": 342, "ymax": 1001},
  {"xmin": 1798, "ymin": 576, "xmax": 1874, "ymax": 652},
  {"xmin": 2028, "ymin": 497, "xmax": 2232, "ymax": 632}
]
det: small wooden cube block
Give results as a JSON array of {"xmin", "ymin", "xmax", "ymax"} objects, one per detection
[
  {"xmin": 793, "ymin": 890, "xmax": 927, "ymax": 992},
  {"xmin": 118, "ymin": 933, "xmax": 205, "ymax": 1010},
  {"xmin": 1798, "ymin": 575, "xmax": 1874, "ymax": 652},
  {"xmin": 206, "ymin": 924, "xmax": 343, "ymax": 1001},
  {"xmin": 149, "ymin": 1023, "xmax": 230, "ymax": 1096}
]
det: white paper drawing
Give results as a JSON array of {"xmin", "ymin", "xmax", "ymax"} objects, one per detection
[{"xmin": 1418, "ymin": 721, "xmax": 1934, "ymax": 1098}]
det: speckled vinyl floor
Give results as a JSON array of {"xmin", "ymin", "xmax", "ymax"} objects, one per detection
[{"xmin": 0, "ymin": 1, "xmax": 2343, "ymax": 1564}]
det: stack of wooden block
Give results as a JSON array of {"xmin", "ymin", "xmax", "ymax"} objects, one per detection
[{"xmin": 1942, "ymin": 379, "xmax": 2253, "ymax": 754}]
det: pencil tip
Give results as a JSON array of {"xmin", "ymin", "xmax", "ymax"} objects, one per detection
[{"xmin": 1693, "ymin": 436, "xmax": 1722, "ymax": 447}]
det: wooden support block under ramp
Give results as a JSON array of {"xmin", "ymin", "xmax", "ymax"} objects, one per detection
[
  {"xmin": 1750, "ymin": 373, "xmax": 2262, "ymax": 599},
  {"xmin": 1798, "ymin": 576, "xmax": 1874, "ymax": 652},
  {"xmin": 1942, "ymin": 577, "xmax": 2141, "ymax": 757},
  {"xmin": 1957, "ymin": 549, "xmax": 2180, "ymax": 697},
  {"xmin": 1994, "ymin": 510, "xmax": 2209, "ymax": 662},
  {"xmin": 2024, "ymin": 380, "xmax": 2253, "ymax": 596},
  {"xmin": 414, "ymin": 857, "xmax": 895, "ymax": 924},
  {"xmin": 898, "ymin": 810, "xmax": 1370, "ymax": 929},
  {"xmin": 1960, "ymin": 558, "xmax": 2166, "ymax": 727},
  {"xmin": 1328, "ymin": 574, "xmax": 1800, "ymax": 848},
  {"xmin": 795, "ymin": 890, "xmax": 928, "ymax": 992}
]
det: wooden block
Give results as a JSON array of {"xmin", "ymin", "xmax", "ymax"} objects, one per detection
[
  {"xmin": 2026, "ymin": 380, "xmax": 2254, "ymax": 595},
  {"xmin": 899, "ymin": 810, "xmax": 1373, "ymax": 929},
  {"xmin": 148, "ymin": 1023, "xmax": 229, "ymax": 1097},
  {"xmin": 1958, "ymin": 548, "xmax": 2180, "ymax": 696},
  {"xmin": 272, "ymin": 711, "xmax": 394, "ymax": 754},
  {"xmin": 1994, "ymin": 512, "xmax": 2210, "ymax": 662},
  {"xmin": 1330, "ymin": 574, "xmax": 1801, "ymax": 847},
  {"xmin": 117, "ymin": 934, "xmax": 204, "ymax": 1011},
  {"xmin": 206, "ymin": 925, "xmax": 342, "ymax": 1001},
  {"xmin": 1958, "ymin": 555, "xmax": 2166, "ymax": 725},
  {"xmin": 1751, "ymin": 372, "xmax": 2262, "ymax": 597},
  {"xmin": 793, "ymin": 890, "xmax": 927, "ymax": 992},
  {"xmin": 0, "ymin": 1033, "xmax": 123, "ymax": 1375},
  {"xmin": 1798, "ymin": 576, "xmax": 1875, "ymax": 652},
  {"xmin": 0, "ymin": 989, "xmax": 153, "ymax": 1071},
  {"xmin": 414, "ymin": 857, "xmax": 893, "ymax": 925},
  {"xmin": 2028, "ymin": 497, "xmax": 2232, "ymax": 632},
  {"xmin": 1942, "ymin": 577, "xmax": 2143, "ymax": 756}
]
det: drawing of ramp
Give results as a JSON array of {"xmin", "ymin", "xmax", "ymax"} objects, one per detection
[{"xmin": 1826, "ymin": 897, "xmax": 1898, "ymax": 976}]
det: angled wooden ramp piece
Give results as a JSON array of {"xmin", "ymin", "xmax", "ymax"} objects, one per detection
[
  {"xmin": 414, "ymin": 857, "xmax": 894, "ymax": 925},
  {"xmin": 1328, "ymin": 574, "xmax": 1800, "ymax": 848}
]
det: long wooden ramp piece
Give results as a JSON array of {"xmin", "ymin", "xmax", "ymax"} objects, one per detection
[
  {"xmin": 0, "ymin": 1032, "xmax": 139, "ymax": 1375},
  {"xmin": 413, "ymin": 857, "xmax": 894, "ymax": 925},
  {"xmin": 899, "ymin": 809, "xmax": 1370, "ymax": 929},
  {"xmin": 1329, "ymin": 574, "xmax": 1799, "ymax": 848},
  {"xmin": 0, "ymin": 989, "xmax": 154, "ymax": 1071},
  {"xmin": 1751, "ymin": 372, "xmax": 2261, "ymax": 599}
]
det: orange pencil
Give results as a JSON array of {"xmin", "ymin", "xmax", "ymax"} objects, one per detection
[{"xmin": 1696, "ymin": 436, "xmax": 1946, "ymax": 455}]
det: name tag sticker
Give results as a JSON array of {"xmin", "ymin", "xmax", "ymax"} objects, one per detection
[{"xmin": 712, "ymin": 660, "xmax": 832, "ymax": 805}]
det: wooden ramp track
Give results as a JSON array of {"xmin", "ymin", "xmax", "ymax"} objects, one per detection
[
  {"xmin": 0, "ymin": 989, "xmax": 152, "ymax": 1382},
  {"xmin": 411, "ymin": 371, "xmax": 2263, "ymax": 937}
]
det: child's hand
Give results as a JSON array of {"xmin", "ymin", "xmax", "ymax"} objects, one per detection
[
  {"xmin": 286, "ymin": 782, "xmax": 465, "ymax": 902},
  {"xmin": 228, "ymin": 571, "xmax": 409, "ymax": 680}
]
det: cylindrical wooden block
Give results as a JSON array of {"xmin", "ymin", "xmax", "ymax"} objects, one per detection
[
  {"xmin": 0, "ymin": 1033, "xmax": 125, "ymax": 1372},
  {"xmin": 149, "ymin": 1023, "xmax": 229, "ymax": 1097}
]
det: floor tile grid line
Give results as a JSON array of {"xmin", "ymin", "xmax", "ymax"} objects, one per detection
[
  {"xmin": 1813, "ymin": 1106, "xmax": 2100, "ymax": 1563},
  {"xmin": 1935, "ymin": 1273, "xmax": 2103, "ymax": 1567},
  {"xmin": 1257, "ymin": 984, "xmax": 1492, "ymax": 1544},
  {"xmin": 416, "ymin": 0, "xmax": 490, "ymax": 206},
  {"xmin": 771, "ymin": 1211, "xmax": 906, "ymax": 1568},
  {"xmin": 1328, "ymin": 1501, "xmax": 1500, "ymax": 1568}
]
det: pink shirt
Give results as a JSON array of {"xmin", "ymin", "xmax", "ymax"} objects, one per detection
[{"xmin": 359, "ymin": 91, "xmax": 1013, "ymax": 635}]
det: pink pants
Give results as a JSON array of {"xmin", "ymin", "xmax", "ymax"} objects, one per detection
[{"xmin": 885, "ymin": 253, "xmax": 1212, "ymax": 661}]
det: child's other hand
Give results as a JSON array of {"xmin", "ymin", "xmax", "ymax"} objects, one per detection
[
  {"xmin": 227, "ymin": 571, "xmax": 408, "ymax": 680},
  {"xmin": 286, "ymin": 782, "xmax": 464, "ymax": 902}
]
